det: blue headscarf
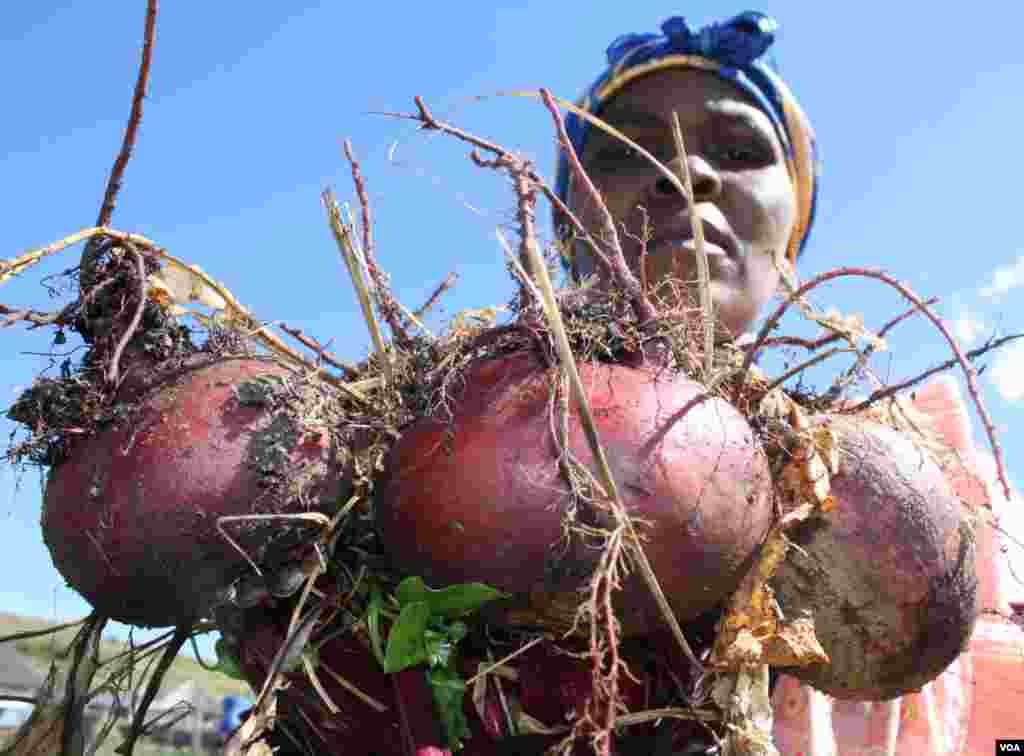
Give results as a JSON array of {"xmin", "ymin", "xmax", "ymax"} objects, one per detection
[{"xmin": 555, "ymin": 11, "xmax": 820, "ymax": 262}]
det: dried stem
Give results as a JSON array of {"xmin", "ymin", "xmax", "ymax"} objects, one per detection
[
  {"xmin": 82, "ymin": 0, "xmax": 158, "ymax": 286},
  {"xmin": 254, "ymin": 600, "xmax": 324, "ymax": 711},
  {"xmin": 394, "ymin": 97, "xmax": 608, "ymax": 288},
  {"xmin": 0, "ymin": 305, "xmax": 62, "ymax": 328},
  {"xmin": 512, "ymin": 170, "xmax": 702, "ymax": 670},
  {"xmin": 743, "ymin": 266, "xmax": 1011, "ymax": 499},
  {"xmin": 464, "ymin": 637, "xmax": 543, "ymax": 686},
  {"xmin": 1, "ymin": 227, "xmax": 151, "ymax": 285},
  {"xmin": 0, "ymin": 618, "xmax": 86, "ymax": 645},
  {"xmin": 670, "ymin": 111, "xmax": 714, "ymax": 375},
  {"xmin": 275, "ymin": 322, "xmax": 360, "ymax": 377},
  {"xmin": 414, "ymin": 272, "xmax": 458, "ymax": 319},
  {"xmin": 60, "ymin": 614, "xmax": 107, "ymax": 756},
  {"xmin": 756, "ymin": 297, "xmax": 937, "ymax": 352},
  {"xmin": 877, "ymin": 296, "xmax": 940, "ymax": 338},
  {"xmin": 95, "ymin": 0, "xmax": 157, "ymax": 228},
  {"xmin": 7, "ymin": 615, "xmax": 105, "ymax": 756},
  {"xmin": 319, "ymin": 661, "xmax": 389, "ymax": 713},
  {"xmin": 98, "ymin": 628, "xmax": 181, "ymax": 671},
  {"xmin": 323, "ymin": 189, "xmax": 393, "ymax": 382},
  {"xmin": 301, "ymin": 653, "xmax": 340, "ymax": 715},
  {"xmin": 189, "ymin": 635, "xmax": 219, "ymax": 672},
  {"xmin": 497, "ymin": 230, "xmax": 543, "ymax": 307},
  {"xmin": 343, "ymin": 140, "xmax": 410, "ymax": 346},
  {"xmin": 539, "ymin": 88, "xmax": 656, "ymax": 324},
  {"xmin": 104, "ymin": 242, "xmax": 148, "ymax": 387},
  {"xmin": 846, "ymin": 333, "xmax": 1024, "ymax": 413},
  {"xmin": 4, "ymin": 226, "xmax": 356, "ymax": 387},
  {"xmin": 761, "ymin": 347, "xmax": 853, "ymax": 394},
  {"xmin": 115, "ymin": 623, "xmax": 188, "ymax": 756}
]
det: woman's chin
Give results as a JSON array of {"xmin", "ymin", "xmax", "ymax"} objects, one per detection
[{"xmin": 646, "ymin": 282, "xmax": 754, "ymax": 338}]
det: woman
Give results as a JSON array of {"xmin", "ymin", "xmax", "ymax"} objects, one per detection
[
  {"xmin": 555, "ymin": 11, "xmax": 817, "ymax": 342},
  {"xmin": 554, "ymin": 12, "xmax": 1022, "ymax": 755}
]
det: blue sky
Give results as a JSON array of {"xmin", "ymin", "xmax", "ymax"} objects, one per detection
[{"xmin": 2, "ymin": 1, "xmax": 1023, "ymax": 654}]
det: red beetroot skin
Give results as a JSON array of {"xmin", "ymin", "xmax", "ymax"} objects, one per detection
[
  {"xmin": 772, "ymin": 416, "xmax": 978, "ymax": 700},
  {"xmin": 237, "ymin": 618, "xmax": 429, "ymax": 756},
  {"xmin": 375, "ymin": 351, "xmax": 773, "ymax": 633},
  {"xmin": 517, "ymin": 642, "xmax": 644, "ymax": 728},
  {"xmin": 41, "ymin": 358, "xmax": 349, "ymax": 627}
]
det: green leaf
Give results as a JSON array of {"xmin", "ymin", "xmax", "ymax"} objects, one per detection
[
  {"xmin": 424, "ymin": 630, "xmax": 452, "ymax": 668},
  {"xmin": 446, "ymin": 621, "xmax": 468, "ymax": 643},
  {"xmin": 428, "ymin": 665, "xmax": 470, "ymax": 750},
  {"xmin": 395, "ymin": 577, "xmax": 507, "ymax": 619},
  {"xmin": 395, "ymin": 576, "xmax": 430, "ymax": 606},
  {"xmin": 214, "ymin": 637, "xmax": 245, "ymax": 681},
  {"xmin": 366, "ymin": 586, "xmax": 386, "ymax": 669},
  {"xmin": 384, "ymin": 601, "xmax": 431, "ymax": 673}
]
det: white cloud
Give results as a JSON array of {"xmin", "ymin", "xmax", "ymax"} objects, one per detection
[
  {"xmin": 979, "ymin": 255, "xmax": 1024, "ymax": 301},
  {"xmin": 987, "ymin": 342, "xmax": 1024, "ymax": 402},
  {"xmin": 952, "ymin": 309, "xmax": 986, "ymax": 347}
]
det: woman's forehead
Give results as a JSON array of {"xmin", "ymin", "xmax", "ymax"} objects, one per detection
[{"xmin": 597, "ymin": 67, "xmax": 766, "ymax": 127}]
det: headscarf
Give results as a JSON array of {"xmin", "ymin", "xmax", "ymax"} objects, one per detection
[{"xmin": 554, "ymin": 11, "xmax": 820, "ymax": 263}]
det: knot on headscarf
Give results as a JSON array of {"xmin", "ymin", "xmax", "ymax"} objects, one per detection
[
  {"xmin": 554, "ymin": 11, "xmax": 819, "ymax": 263},
  {"xmin": 608, "ymin": 12, "xmax": 777, "ymax": 70}
]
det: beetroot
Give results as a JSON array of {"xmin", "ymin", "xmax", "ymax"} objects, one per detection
[
  {"xmin": 770, "ymin": 415, "xmax": 978, "ymax": 700},
  {"xmin": 41, "ymin": 357, "xmax": 351, "ymax": 627},
  {"xmin": 374, "ymin": 351, "xmax": 773, "ymax": 634},
  {"xmin": 236, "ymin": 617, "xmax": 406, "ymax": 756}
]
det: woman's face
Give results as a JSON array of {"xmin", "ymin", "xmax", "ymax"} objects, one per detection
[{"xmin": 574, "ymin": 68, "xmax": 798, "ymax": 337}]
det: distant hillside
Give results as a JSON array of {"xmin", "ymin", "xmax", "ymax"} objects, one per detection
[{"xmin": 0, "ymin": 612, "xmax": 251, "ymax": 701}]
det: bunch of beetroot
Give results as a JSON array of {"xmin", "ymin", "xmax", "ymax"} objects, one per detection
[
  {"xmin": 2, "ymin": 104, "xmax": 983, "ymax": 756},
  {"xmin": 5, "ymin": 221, "xmax": 980, "ymax": 756}
]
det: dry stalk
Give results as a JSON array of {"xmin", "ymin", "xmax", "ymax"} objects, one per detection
[
  {"xmin": 761, "ymin": 346, "xmax": 853, "ymax": 394},
  {"xmin": 104, "ymin": 241, "xmax": 148, "ymax": 387},
  {"xmin": 464, "ymin": 636, "xmax": 544, "ymax": 686},
  {"xmin": 343, "ymin": 140, "xmax": 411, "ymax": 346},
  {"xmin": 0, "ymin": 304, "xmax": 62, "ymax": 328},
  {"xmin": 4, "ymin": 226, "xmax": 361, "ymax": 389},
  {"xmin": 669, "ymin": 112, "xmax": 715, "ymax": 376},
  {"xmin": 539, "ymin": 89, "xmax": 657, "ymax": 325},
  {"xmin": 0, "ymin": 618, "xmax": 86, "ymax": 645},
  {"xmin": 7, "ymin": 613, "xmax": 108, "ymax": 756},
  {"xmin": 274, "ymin": 322, "xmax": 360, "ymax": 377},
  {"xmin": 497, "ymin": 230, "xmax": 544, "ymax": 307},
  {"xmin": 114, "ymin": 623, "xmax": 189, "ymax": 756},
  {"xmin": 392, "ymin": 96, "xmax": 610, "ymax": 288},
  {"xmin": 253, "ymin": 600, "xmax": 324, "ymax": 713},
  {"xmin": 414, "ymin": 271, "xmax": 458, "ymax": 319},
  {"xmin": 512, "ymin": 170, "xmax": 702, "ymax": 756},
  {"xmin": 742, "ymin": 266, "xmax": 1012, "ymax": 499},
  {"xmin": 846, "ymin": 332, "xmax": 1024, "ymax": 413},
  {"xmin": 81, "ymin": 0, "xmax": 158, "ymax": 288},
  {"xmin": 301, "ymin": 653, "xmax": 340, "ymax": 715},
  {"xmin": 97, "ymin": 628, "xmax": 181, "ymax": 672},
  {"xmin": 615, "ymin": 707, "xmax": 720, "ymax": 726},
  {"xmin": 756, "ymin": 297, "xmax": 937, "ymax": 352},
  {"xmin": 0, "ymin": 227, "xmax": 152, "ymax": 285},
  {"xmin": 322, "ymin": 189, "xmax": 393, "ymax": 383},
  {"xmin": 319, "ymin": 661, "xmax": 389, "ymax": 713}
]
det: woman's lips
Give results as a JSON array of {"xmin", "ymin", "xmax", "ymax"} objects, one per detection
[{"xmin": 654, "ymin": 239, "xmax": 740, "ymax": 276}]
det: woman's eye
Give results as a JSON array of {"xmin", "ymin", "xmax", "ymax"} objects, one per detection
[
  {"xmin": 712, "ymin": 140, "xmax": 770, "ymax": 166},
  {"xmin": 594, "ymin": 145, "xmax": 643, "ymax": 164}
]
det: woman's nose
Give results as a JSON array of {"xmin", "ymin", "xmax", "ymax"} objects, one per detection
[{"xmin": 651, "ymin": 154, "xmax": 722, "ymax": 202}]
